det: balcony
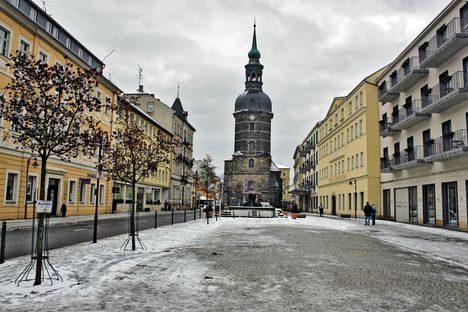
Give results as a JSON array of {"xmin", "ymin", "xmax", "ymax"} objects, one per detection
[
  {"xmin": 391, "ymin": 100, "xmax": 430, "ymax": 130},
  {"xmin": 421, "ymin": 71, "xmax": 468, "ymax": 114},
  {"xmin": 391, "ymin": 57, "xmax": 429, "ymax": 92},
  {"xmin": 392, "ymin": 145, "xmax": 429, "ymax": 170},
  {"xmin": 423, "ymin": 129, "xmax": 468, "ymax": 162},
  {"xmin": 380, "ymin": 158, "xmax": 393, "ymax": 173},
  {"xmin": 378, "ymin": 80, "xmax": 399, "ymax": 103},
  {"xmin": 379, "ymin": 118, "xmax": 401, "ymax": 137},
  {"xmin": 420, "ymin": 17, "xmax": 468, "ymax": 69}
]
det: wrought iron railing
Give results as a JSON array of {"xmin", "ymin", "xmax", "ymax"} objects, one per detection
[
  {"xmin": 393, "ymin": 56, "xmax": 421, "ymax": 87},
  {"xmin": 422, "ymin": 17, "xmax": 467, "ymax": 63},
  {"xmin": 393, "ymin": 99, "xmax": 424, "ymax": 125},
  {"xmin": 424, "ymin": 129, "xmax": 467, "ymax": 157},
  {"xmin": 421, "ymin": 71, "xmax": 466, "ymax": 109}
]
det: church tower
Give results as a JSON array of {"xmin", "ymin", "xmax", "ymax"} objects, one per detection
[{"xmin": 224, "ymin": 23, "xmax": 280, "ymax": 206}]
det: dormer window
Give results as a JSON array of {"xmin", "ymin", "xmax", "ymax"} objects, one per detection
[{"xmin": 46, "ymin": 21, "xmax": 53, "ymax": 34}]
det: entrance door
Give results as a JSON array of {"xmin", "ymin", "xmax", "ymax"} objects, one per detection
[
  {"xmin": 422, "ymin": 184, "xmax": 436, "ymax": 224},
  {"xmin": 442, "ymin": 182, "xmax": 458, "ymax": 226},
  {"xmin": 331, "ymin": 195, "xmax": 336, "ymax": 215},
  {"xmin": 47, "ymin": 178, "xmax": 60, "ymax": 216},
  {"xmin": 407, "ymin": 136, "xmax": 414, "ymax": 161},
  {"xmin": 409, "ymin": 186, "xmax": 418, "ymax": 223},
  {"xmin": 394, "ymin": 188, "xmax": 409, "ymax": 223},
  {"xmin": 423, "ymin": 129, "xmax": 432, "ymax": 157},
  {"xmin": 383, "ymin": 189, "xmax": 391, "ymax": 220}
]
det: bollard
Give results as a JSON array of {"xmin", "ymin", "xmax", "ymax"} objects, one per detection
[
  {"xmin": 154, "ymin": 211, "xmax": 158, "ymax": 229},
  {"xmin": 194, "ymin": 208, "xmax": 196, "ymax": 220},
  {"xmin": 0, "ymin": 221, "xmax": 6, "ymax": 264},
  {"xmin": 171, "ymin": 209, "xmax": 174, "ymax": 225},
  {"xmin": 207, "ymin": 213, "xmax": 209, "ymax": 224},
  {"xmin": 199, "ymin": 209, "xmax": 201, "ymax": 219},
  {"xmin": 184, "ymin": 209, "xmax": 186, "ymax": 222}
]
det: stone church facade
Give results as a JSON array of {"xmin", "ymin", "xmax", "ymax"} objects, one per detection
[{"xmin": 224, "ymin": 24, "xmax": 282, "ymax": 207}]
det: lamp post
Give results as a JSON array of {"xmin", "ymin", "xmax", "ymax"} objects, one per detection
[
  {"xmin": 349, "ymin": 178, "xmax": 357, "ymax": 219},
  {"xmin": 24, "ymin": 156, "xmax": 39, "ymax": 219}
]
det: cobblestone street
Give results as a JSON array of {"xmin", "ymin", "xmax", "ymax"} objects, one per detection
[{"xmin": 0, "ymin": 216, "xmax": 467, "ymax": 312}]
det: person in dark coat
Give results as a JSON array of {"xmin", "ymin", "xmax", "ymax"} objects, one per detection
[
  {"xmin": 319, "ymin": 203, "xmax": 324, "ymax": 217},
  {"xmin": 363, "ymin": 202, "xmax": 373, "ymax": 225},
  {"xmin": 164, "ymin": 200, "xmax": 169, "ymax": 211},
  {"xmin": 60, "ymin": 203, "xmax": 67, "ymax": 217}
]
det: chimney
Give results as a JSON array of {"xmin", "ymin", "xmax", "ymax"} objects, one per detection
[{"xmin": 138, "ymin": 85, "xmax": 144, "ymax": 92}]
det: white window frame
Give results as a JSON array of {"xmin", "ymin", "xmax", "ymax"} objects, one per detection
[
  {"xmin": 147, "ymin": 102, "xmax": 154, "ymax": 113},
  {"xmin": 65, "ymin": 37, "xmax": 71, "ymax": 49},
  {"xmin": 104, "ymin": 96, "xmax": 111, "ymax": 115},
  {"xmin": 0, "ymin": 24, "xmax": 11, "ymax": 57},
  {"xmin": 46, "ymin": 21, "xmax": 53, "ymax": 34},
  {"xmin": 52, "ymin": 27, "xmax": 59, "ymax": 39},
  {"xmin": 78, "ymin": 47, "xmax": 83, "ymax": 58},
  {"xmin": 29, "ymin": 8, "xmax": 37, "ymax": 21},
  {"xmin": 89, "ymin": 183, "xmax": 96, "ymax": 204},
  {"xmin": 26, "ymin": 174, "xmax": 38, "ymax": 203},
  {"xmin": 38, "ymin": 49, "xmax": 48, "ymax": 63},
  {"xmin": 68, "ymin": 179, "xmax": 77, "ymax": 204},
  {"xmin": 99, "ymin": 184, "xmax": 105, "ymax": 205},
  {"xmin": 18, "ymin": 37, "xmax": 31, "ymax": 56},
  {"xmin": 8, "ymin": 0, "xmax": 19, "ymax": 8},
  {"xmin": 88, "ymin": 55, "xmax": 93, "ymax": 66},
  {"xmin": 4, "ymin": 170, "xmax": 20, "ymax": 204},
  {"xmin": 79, "ymin": 180, "xmax": 86, "ymax": 204}
]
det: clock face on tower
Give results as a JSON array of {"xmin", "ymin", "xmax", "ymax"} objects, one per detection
[{"xmin": 248, "ymin": 114, "xmax": 256, "ymax": 121}]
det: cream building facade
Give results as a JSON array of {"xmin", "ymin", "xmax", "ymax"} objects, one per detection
[
  {"xmin": 277, "ymin": 164, "xmax": 290, "ymax": 203},
  {"xmin": 317, "ymin": 69, "xmax": 384, "ymax": 217},
  {"xmin": 378, "ymin": 0, "xmax": 468, "ymax": 230}
]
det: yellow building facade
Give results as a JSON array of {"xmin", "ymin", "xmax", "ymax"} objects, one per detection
[
  {"xmin": 0, "ymin": 0, "xmax": 120, "ymax": 219},
  {"xmin": 112, "ymin": 103, "xmax": 173, "ymax": 213},
  {"xmin": 277, "ymin": 165, "xmax": 290, "ymax": 203},
  {"xmin": 316, "ymin": 69, "xmax": 384, "ymax": 217}
]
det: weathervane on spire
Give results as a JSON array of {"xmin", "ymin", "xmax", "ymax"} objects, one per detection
[{"xmin": 177, "ymin": 82, "xmax": 180, "ymax": 98}]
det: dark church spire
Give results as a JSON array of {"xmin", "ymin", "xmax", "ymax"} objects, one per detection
[{"xmin": 248, "ymin": 20, "xmax": 261, "ymax": 62}]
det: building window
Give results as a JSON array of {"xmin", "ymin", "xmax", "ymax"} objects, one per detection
[
  {"xmin": 0, "ymin": 26, "xmax": 10, "ymax": 57},
  {"xmin": 78, "ymin": 48, "xmax": 83, "ymax": 58},
  {"xmin": 66, "ymin": 37, "xmax": 71, "ymax": 49},
  {"xmin": 26, "ymin": 176, "xmax": 37, "ymax": 202},
  {"xmin": 359, "ymin": 91, "xmax": 363, "ymax": 106},
  {"xmin": 19, "ymin": 39, "xmax": 30, "ymax": 56},
  {"xmin": 351, "ymin": 156, "xmax": 354, "ymax": 170},
  {"xmin": 360, "ymin": 152, "xmax": 364, "ymax": 167},
  {"xmin": 249, "ymin": 123, "xmax": 255, "ymax": 130},
  {"xmin": 349, "ymin": 101, "xmax": 352, "ymax": 115},
  {"xmin": 249, "ymin": 159, "xmax": 254, "ymax": 168},
  {"xmin": 5, "ymin": 172, "xmax": 18, "ymax": 203},
  {"xmin": 46, "ymin": 21, "xmax": 53, "ymax": 34},
  {"xmin": 99, "ymin": 185, "xmax": 105, "ymax": 204},
  {"xmin": 90, "ymin": 183, "xmax": 96, "ymax": 203},
  {"xmin": 147, "ymin": 102, "xmax": 154, "ymax": 113},
  {"xmin": 248, "ymin": 142, "xmax": 255, "ymax": 151},
  {"xmin": 359, "ymin": 120, "xmax": 363, "ymax": 135},
  {"xmin": 29, "ymin": 8, "xmax": 37, "ymax": 21},
  {"xmin": 350, "ymin": 126, "xmax": 354, "ymax": 140},
  {"xmin": 79, "ymin": 181, "xmax": 86, "ymax": 203},
  {"xmin": 88, "ymin": 55, "xmax": 93, "ymax": 66},
  {"xmin": 52, "ymin": 27, "xmax": 59, "ymax": 39},
  {"xmin": 68, "ymin": 180, "xmax": 76, "ymax": 204},
  {"xmin": 38, "ymin": 51, "xmax": 48, "ymax": 63},
  {"xmin": 105, "ymin": 96, "xmax": 111, "ymax": 115}
]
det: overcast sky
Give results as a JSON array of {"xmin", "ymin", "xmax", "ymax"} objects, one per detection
[{"xmin": 39, "ymin": 0, "xmax": 448, "ymax": 175}]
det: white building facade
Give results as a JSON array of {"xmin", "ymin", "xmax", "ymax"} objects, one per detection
[{"xmin": 378, "ymin": 0, "xmax": 468, "ymax": 230}]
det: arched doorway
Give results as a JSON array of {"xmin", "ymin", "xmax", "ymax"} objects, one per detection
[{"xmin": 331, "ymin": 195, "xmax": 337, "ymax": 215}]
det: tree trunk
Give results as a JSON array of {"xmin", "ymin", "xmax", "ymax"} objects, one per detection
[
  {"xmin": 131, "ymin": 182, "xmax": 136, "ymax": 251},
  {"xmin": 34, "ymin": 156, "xmax": 47, "ymax": 286}
]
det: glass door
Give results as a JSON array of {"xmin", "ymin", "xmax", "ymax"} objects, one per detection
[
  {"xmin": 422, "ymin": 184, "xmax": 435, "ymax": 224},
  {"xmin": 383, "ymin": 189, "xmax": 391, "ymax": 220},
  {"xmin": 409, "ymin": 186, "xmax": 418, "ymax": 223},
  {"xmin": 442, "ymin": 182, "xmax": 458, "ymax": 226},
  {"xmin": 442, "ymin": 120, "xmax": 452, "ymax": 152}
]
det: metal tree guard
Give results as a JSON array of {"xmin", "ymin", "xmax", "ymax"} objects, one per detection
[{"xmin": 15, "ymin": 210, "xmax": 62, "ymax": 286}]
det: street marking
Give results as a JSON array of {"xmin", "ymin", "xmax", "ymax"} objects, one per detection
[
  {"xmin": 139, "ymin": 220, "xmax": 147, "ymax": 223},
  {"xmin": 73, "ymin": 228, "xmax": 88, "ymax": 232}
]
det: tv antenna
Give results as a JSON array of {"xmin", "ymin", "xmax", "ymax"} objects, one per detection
[{"xmin": 136, "ymin": 64, "xmax": 143, "ymax": 87}]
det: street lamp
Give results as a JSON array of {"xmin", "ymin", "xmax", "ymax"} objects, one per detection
[
  {"xmin": 92, "ymin": 133, "xmax": 110, "ymax": 244},
  {"xmin": 349, "ymin": 178, "xmax": 357, "ymax": 219}
]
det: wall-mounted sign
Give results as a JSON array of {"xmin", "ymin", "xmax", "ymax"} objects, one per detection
[{"xmin": 36, "ymin": 200, "xmax": 53, "ymax": 213}]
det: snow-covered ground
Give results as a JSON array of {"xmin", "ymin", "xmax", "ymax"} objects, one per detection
[{"xmin": 0, "ymin": 216, "xmax": 467, "ymax": 311}]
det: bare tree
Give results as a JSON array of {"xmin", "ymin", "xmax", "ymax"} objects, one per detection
[
  {"xmin": 104, "ymin": 98, "xmax": 174, "ymax": 250},
  {"xmin": 200, "ymin": 154, "xmax": 220, "ymax": 206},
  {"xmin": 0, "ymin": 53, "xmax": 103, "ymax": 285}
]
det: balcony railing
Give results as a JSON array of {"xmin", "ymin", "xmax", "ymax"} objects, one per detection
[
  {"xmin": 420, "ymin": 17, "xmax": 468, "ymax": 68},
  {"xmin": 424, "ymin": 129, "xmax": 468, "ymax": 161},
  {"xmin": 421, "ymin": 71, "xmax": 468, "ymax": 114},
  {"xmin": 391, "ymin": 56, "xmax": 429, "ymax": 92},
  {"xmin": 392, "ymin": 145, "xmax": 428, "ymax": 170},
  {"xmin": 379, "ymin": 118, "xmax": 401, "ymax": 137},
  {"xmin": 380, "ymin": 158, "xmax": 393, "ymax": 172},
  {"xmin": 391, "ymin": 100, "xmax": 430, "ymax": 130},
  {"xmin": 378, "ymin": 80, "xmax": 399, "ymax": 103}
]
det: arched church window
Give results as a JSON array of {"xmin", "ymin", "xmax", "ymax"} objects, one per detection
[
  {"xmin": 249, "ymin": 159, "xmax": 254, "ymax": 167},
  {"xmin": 248, "ymin": 141, "xmax": 255, "ymax": 151},
  {"xmin": 251, "ymin": 72, "xmax": 256, "ymax": 81}
]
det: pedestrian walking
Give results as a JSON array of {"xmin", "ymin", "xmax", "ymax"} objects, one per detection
[
  {"xmin": 319, "ymin": 203, "xmax": 324, "ymax": 217},
  {"xmin": 363, "ymin": 202, "xmax": 373, "ymax": 225},
  {"xmin": 371, "ymin": 204, "xmax": 376, "ymax": 226},
  {"xmin": 60, "ymin": 203, "xmax": 67, "ymax": 217},
  {"xmin": 164, "ymin": 200, "xmax": 169, "ymax": 211}
]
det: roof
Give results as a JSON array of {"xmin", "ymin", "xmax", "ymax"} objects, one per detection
[
  {"xmin": 276, "ymin": 164, "xmax": 290, "ymax": 169},
  {"xmin": 172, "ymin": 97, "xmax": 196, "ymax": 131}
]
